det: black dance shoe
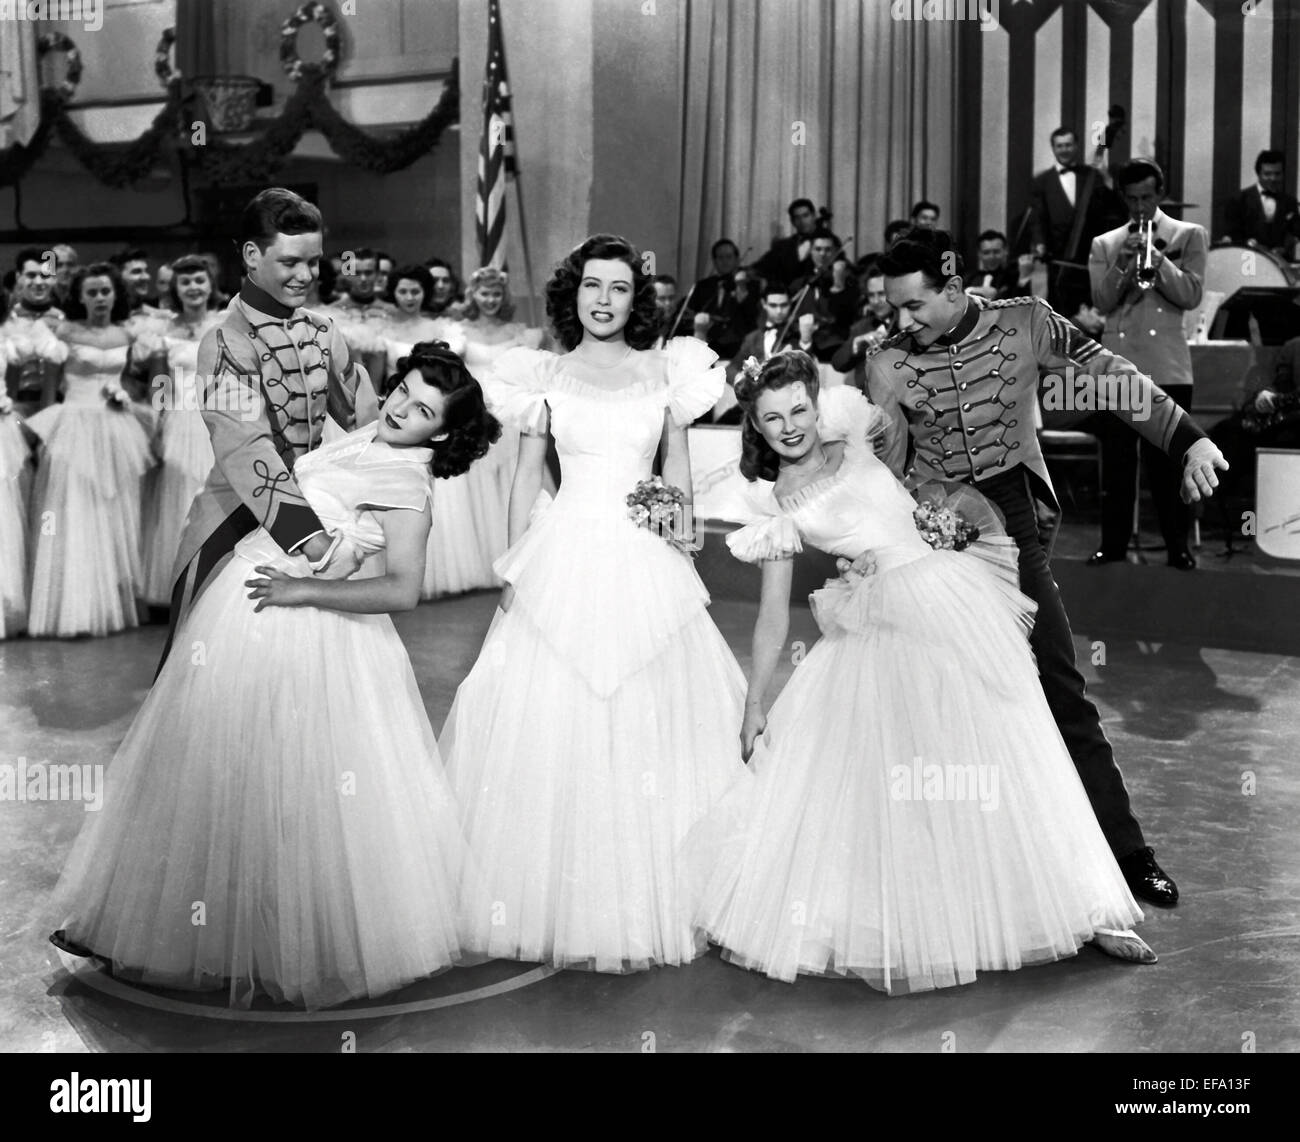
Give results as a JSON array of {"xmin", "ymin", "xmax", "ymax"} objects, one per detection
[
  {"xmin": 1118, "ymin": 847, "xmax": 1179, "ymax": 906},
  {"xmin": 1167, "ymin": 550, "xmax": 1197, "ymax": 570},
  {"xmin": 49, "ymin": 930, "xmax": 98, "ymax": 958},
  {"xmin": 1086, "ymin": 550, "xmax": 1127, "ymax": 566}
]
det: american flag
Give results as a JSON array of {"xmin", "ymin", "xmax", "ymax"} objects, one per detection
[{"xmin": 476, "ymin": 0, "xmax": 516, "ymax": 270}]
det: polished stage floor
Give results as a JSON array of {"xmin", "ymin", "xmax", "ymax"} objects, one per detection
[{"xmin": 3, "ymin": 566, "xmax": 1298, "ymax": 1053}]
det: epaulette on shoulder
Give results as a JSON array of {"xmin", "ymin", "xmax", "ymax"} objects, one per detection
[{"xmin": 985, "ymin": 295, "xmax": 1043, "ymax": 310}]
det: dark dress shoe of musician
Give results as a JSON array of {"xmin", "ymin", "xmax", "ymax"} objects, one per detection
[
  {"xmin": 1086, "ymin": 550, "xmax": 1127, "ymax": 566},
  {"xmin": 1167, "ymin": 550, "xmax": 1197, "ymax": 570},
  {"xmin": 1118, "ymin": 847, "xmax": 1179, "ymax": 907}
]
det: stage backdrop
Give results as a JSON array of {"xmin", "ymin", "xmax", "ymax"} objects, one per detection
[
  {"xmin": 956, "ymin": 0, "xmax": 1300, "ymax": 249},
  {"xmin": 459, "ymin": 0, "xmax": 954, "ymax": 305}
]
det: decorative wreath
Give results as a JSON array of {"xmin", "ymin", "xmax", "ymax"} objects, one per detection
[
  {"xmin": 37, "ymin": 32, "xmax": 83, "ymax": 102},
  {"xmin": 280, "ymin": 1, "xmax": 342, "ymax": 82},
  {"xmin": 155, "ymin": 27, "xmax": 178, "ymax": 87}
]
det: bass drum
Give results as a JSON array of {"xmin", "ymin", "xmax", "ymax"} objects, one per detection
[{"xmin": 1205, "ymin": 243, "xmax": 1298, "ymax": 300}]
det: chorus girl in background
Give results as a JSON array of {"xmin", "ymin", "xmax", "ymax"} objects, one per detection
[
  {"xmin": 0, "ymin": 364, "xmax": 30, "ymax": 639},
  {"xmin": 133, "ymin": 255, "xmax": 223, "ymax": 609},
  {"xmin": 26, "ymin": 264, "xmax": 153, "ymax": 638},
  {"xmin": 688, "ymin": 351, "xmax": 1154, "ymax": 995},
  {"xmin": 440, "ymin": 234, "xmax": 747, "ymax": 971},
  {"xmin": 50, "ymin": 343, "xmax": 499, "ymax": 1009},
  {"xmin": 455, "ymin": 266, "xmax": 550, "ymax": 589}
]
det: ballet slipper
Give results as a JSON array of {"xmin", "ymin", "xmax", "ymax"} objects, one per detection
[{"xmin": 1090, "ymin": 927, "xmax": 1158, "ymax": 964}]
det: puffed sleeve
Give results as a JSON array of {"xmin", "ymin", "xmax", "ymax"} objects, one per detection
[
  {"xmin": 817, "ymin": 384, "xmax": 886, "ymax": 455},
  {"xmin": 356, "ymin": 466, "xmax": 434, "ymax": 513},
  {"xmin": 664, "ymin": 336, "xmax": 724, "ymax": 427},
  {"xmin": 481, "ymin": 346, "xmax": 552, "ymax": 435},
  {"xmin": 129, "ymin": 322, "xmax": 167, "ymax": 367},
  {"xmin": 725, "ymin": 513, "xmax": 803, "ymax": 563}
]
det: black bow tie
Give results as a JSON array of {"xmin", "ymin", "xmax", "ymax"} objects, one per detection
[
  {"xmin": 1058, "ymin": 166, "xmax": 1074, "ymax": 175},
  {"xmin": 1261, "ymin": 190, "xmax": 1277, "ymax": 200}
]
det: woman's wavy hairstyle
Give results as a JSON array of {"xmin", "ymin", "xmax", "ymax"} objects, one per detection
[
  {"xmin": 63, "ymin": 262, "xmax": 131, "ymax": 323},
  {"xmin": 734, "ymin": 349, "xmax": 822, "ymax": 482},
  {"xmin": 544, "ymin": 233, "xmax": 659, "ymax": 352},
  {"xmin": 166, "ymin": 254, "xmax": 220, "ymax": 312},
  {"xmin": 384, "ymin": 263, "xmax": 434, "ymax": 308},
  {"xmin": 459, "ymin": 265, "xmax": 517, "ymax": 322},
  {"xmin": 385, "ymin": 341, "xmax": 502, "ymax": 480},
  {"xmin": 423, "ymin": 256, "xmax": 463, "ymax": 313}
]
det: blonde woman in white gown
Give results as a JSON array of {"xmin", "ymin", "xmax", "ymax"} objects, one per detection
[
  {"xmin": 27, "ymin": 264, "xmax": 153, "ymax": 638},
  {"xmin": 440, "ymin": 235, "xmax": 747, "ymax": 972},
  {"xmin": 133, "ymin": 256, "xmax": 223, "ymax": 608},
  {"xmin": 687, "ymin": 351, "xmax": 1154, "ymax": 995}
]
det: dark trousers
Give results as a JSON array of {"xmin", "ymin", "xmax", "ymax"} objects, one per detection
[
  {"xmin": 1084, "ymin": 385, "xmax": 1194, "ymax": 557},
  {"xmin": 977, "ymin": 466, "xmax": 1146, "ymax": 858}
]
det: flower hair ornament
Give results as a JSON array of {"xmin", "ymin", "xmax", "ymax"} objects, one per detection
[{"xmin": 741, "ymin": 355, "xmax": 763, "ymax": 382}]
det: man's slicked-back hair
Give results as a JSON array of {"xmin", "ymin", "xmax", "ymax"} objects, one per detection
[
  {"xmin": 239, "ymin": 188, "xmax": 324, "ymax": 256},
  {"xmin": 878, "ymin": 229, "xmax": 965, "ymax": 291}
]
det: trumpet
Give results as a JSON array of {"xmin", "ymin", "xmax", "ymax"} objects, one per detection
[{"xmin": 1130, "ymin": 218, "xmax": 1158, "ymax": 290}]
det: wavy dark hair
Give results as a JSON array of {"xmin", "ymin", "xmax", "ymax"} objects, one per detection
[
  {"xmin": 64, "ymin": 262, "xmax": 131, "ymax": 323},
  {"xmin": 167, "ymin": 254, "xmax": 219, "ymax": 312},
  {"xmin": 385, "ymin": 263, "xmax": 434, "ymax": 308},
  {"xmin": 385, "ymin": 341, "xmax": 501, "ymax": 479},
  {"xmin": 734, "ymin": 349, "xmax": 821, "ymax": 482},
  {"xmin": 544, "ymin": 233, "xmax": 659, "ymax": 352},
  {"xmin": 423, "ymin": 256, "xmax": 463, "ymax": 314}
]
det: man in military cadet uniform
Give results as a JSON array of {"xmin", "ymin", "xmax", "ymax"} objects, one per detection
[
  {"xmin": 158, "ymin": 187, "xmax": 379, "ymax": 670},
  {"xmin": 864, "ymin": 230, "xmax": 1228, "ymax": 908}
]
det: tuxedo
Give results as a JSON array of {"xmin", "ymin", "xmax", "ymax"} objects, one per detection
[
  {"xmin": 1029, "ymin": 164, "xmax": 1126, "ymax": 312},
  {"xmin": 1087, "ymin": 210, "xmax": 1208, "ymax": 558},
  {"xmin": 691, "ymin": 272, "xmax": 759, "ymax": 361},
  {"xmin": 1223, "ymin": 184, "xmax": 1300, "ymax": 255},
  {"xmin": 968, "ymin": 262, "xmax": 1026, "ymax": 301},
  {"xmin": 830, "ymin": 313, "xmax": 896, "ymax": 391},
  {"xmin": 755, "ymin": 234, "xmax": 813, "ymax": 288},
  {"xmin": 788, "ymin": 270, "xmax": 856, "ymax": 360}
]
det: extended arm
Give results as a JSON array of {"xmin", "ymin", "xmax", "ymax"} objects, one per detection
[
  {"xmin": 741, "ymin": 557, "xmax": 794, "ymax": 760},
  {"xmin": 247, "ymin": 502, "xmax": 431, "ymax": 614}
]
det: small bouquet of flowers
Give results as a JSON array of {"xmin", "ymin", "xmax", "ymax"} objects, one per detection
[
  {"xmin": 627, "ymin": 475, "xmax": 698, "ymax": 556},
  {"xmin": 101, "ymin": 382, "xmax": 132, "ymax": 411},
  {"xmin": 913, "ymin": 498, "xmax": 980, "ymax": 551}
]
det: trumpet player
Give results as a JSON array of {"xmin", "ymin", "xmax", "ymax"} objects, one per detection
[{"xmin": 1087, "ymin": 158, "xmax": 1209, "ymax": 569}]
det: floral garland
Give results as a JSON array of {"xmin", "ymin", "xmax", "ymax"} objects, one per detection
[
  {"xmin": 191, "ymin": 60, "xmax": 460, "ymax": 183},
  {"xmin": 0, "ymin": 18, "xmax": 459, "ymax": 189},
  {"xmin": 37, "ymin": 33, "xmax": 83, "ymax": 101},
  {"xmin": 280, "ymin": 1, "xmax": 342, "ymax": 82}
]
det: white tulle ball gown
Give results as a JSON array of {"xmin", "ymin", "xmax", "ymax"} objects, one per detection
[
  {"xmin": 0, "ymin": 404, "xmax": 30, "ymax": 637},
  {"xmin": 50, "ymin": 422, "xmax": 471, "ymax": 1009},
  {"xmin": 25, "ymin": 340, "xmax": 153, "ymax": 638},
  {"xmin": 136, "ymin": 319, "xmax": 218, "ymax": 607},
  {"xmin": 440, "ymin": 338, "xmax": 748, "ymax": 972},
  {"xmin": 688, "ymin": 387, "xmax": 1143, "ymax": 995}
]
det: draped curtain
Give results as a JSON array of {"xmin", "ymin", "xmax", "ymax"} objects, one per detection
[{"xmin": 676, "ymin": 0, "xmax": 956, "ymax": 280}]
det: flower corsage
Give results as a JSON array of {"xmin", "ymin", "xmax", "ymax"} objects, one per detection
[{"xmin": 627, "ymin": 475, "xmax": 699, "ymax": 556}]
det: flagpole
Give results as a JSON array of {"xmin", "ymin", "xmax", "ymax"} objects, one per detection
[{"xmin": 511, "ymin": 173, "xmax": 540, "ymax": 330}]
